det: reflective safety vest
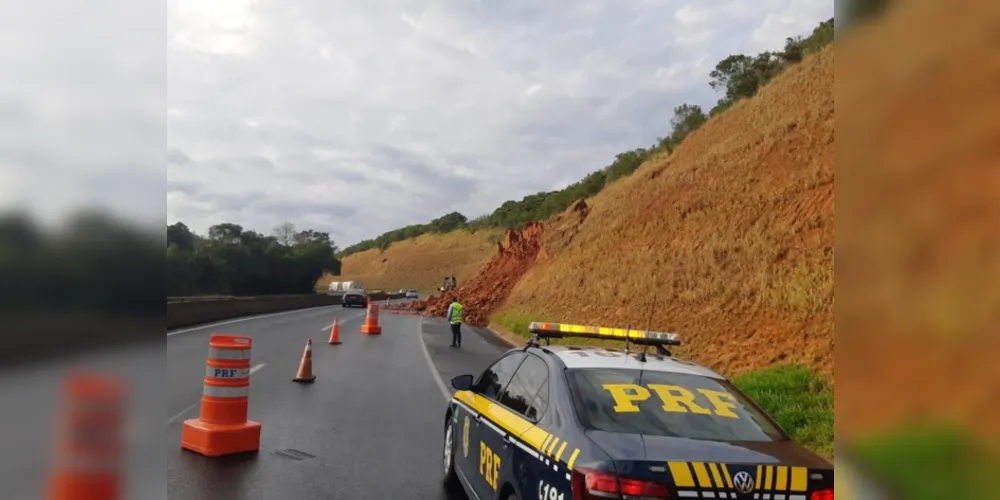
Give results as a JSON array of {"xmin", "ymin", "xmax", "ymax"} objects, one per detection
[{"xmin": 449, "ymin": 302, "xmax": 464, "ymax": 324}]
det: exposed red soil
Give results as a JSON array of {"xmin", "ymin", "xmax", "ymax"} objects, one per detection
[{"xmin": 386, "ymin": 222, "xmax": 545, "ymax": 326}]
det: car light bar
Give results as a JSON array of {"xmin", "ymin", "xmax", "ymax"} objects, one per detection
[{"xmin": 527, "ymin": 321, "xmax": 681, "ymax": 347}]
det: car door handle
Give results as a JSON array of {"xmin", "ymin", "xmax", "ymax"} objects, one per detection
[
  {"xmin": 475, "ymin": 414, "xmax": 483, "ymax": 423},
  {"xmin": 502, "ymin": 435, "xmax": 512, "ymax": 448}
]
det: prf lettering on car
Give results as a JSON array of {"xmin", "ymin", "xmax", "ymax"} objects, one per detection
[
  {"xmin": 601, "ymin": 383, "xmax": 741, "ymax": 418},
  {"xmin": 479, "ymin": 441, "xmax": 501, "ymax": 491}
]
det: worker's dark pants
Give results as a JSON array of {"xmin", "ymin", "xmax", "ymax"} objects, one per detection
[{"xmin": 450, "ymin": 322, "xmax": 462, "ymax": 346}]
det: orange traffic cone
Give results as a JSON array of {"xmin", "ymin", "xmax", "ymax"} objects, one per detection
[
  {"xmin": 292, "ymin": 339, "xmax": 316, "ymax": 383},
  {"xmin": 360, "ymin": 302, "xmax": 382, "ymax": 335},
  {"xmin": 328, "ymin": 318, "xmax": 342, "ymax": 345}
]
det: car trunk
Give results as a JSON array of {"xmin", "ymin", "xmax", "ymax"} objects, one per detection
[{"xmin": 585, "ymin": 430, "xmax": 834, "ymax": 499}]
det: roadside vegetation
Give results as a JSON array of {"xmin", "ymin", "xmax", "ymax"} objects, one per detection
[
  {"xmin": 848, "ymin": 425, "xmax": 1000, "ymax": 499},
  {"xmin": 732, "ymin": 365, "xmax": 833, "ymax": 457},
  {"xmin": 338, "ymin": 18, "xmax": 834, "ymax": 257},
  {"xmin": 167, "ymin": 221, "xmax": 339, "ymax": 296}
]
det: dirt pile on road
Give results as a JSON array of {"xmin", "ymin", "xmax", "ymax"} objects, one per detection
[{"xmin": 387, "ymin": 222, "xmax": 544, "ymax": 325}]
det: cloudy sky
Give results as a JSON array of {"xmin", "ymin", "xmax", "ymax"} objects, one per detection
[{"xmin": 167, "ymin": 0, "xmax": 832, "ymax": 247}]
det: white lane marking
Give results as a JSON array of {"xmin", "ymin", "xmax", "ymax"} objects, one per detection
[
  {"xmin": 168, "ymin": 306, "xmax": 337, "ymax": 336},
  {"xmin": 319, "ymin": 312, "xmax": 366, "ymax": 331},
  {"xmin": 417, "ymin": 316, "xmax": 451, "ymax": 402},
  {"xmin": 166, "ymin": 363, "xmax": 267, "ymax": 425}
]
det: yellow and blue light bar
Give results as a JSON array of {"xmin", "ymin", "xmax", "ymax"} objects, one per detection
[{"xmin": 528, "ymin": 321, "xmax": 681, "ymax": 346}]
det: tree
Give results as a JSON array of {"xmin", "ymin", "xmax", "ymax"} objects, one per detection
[
  {"xmin": 167, "ymin": 222, "xmax": 195, "ymax": 252},
  {"xmin": 208, "ymin": 223, "xmax": 243, "ymax": 244},
  {"xmin": 669, "ymin": 104, "xmax": 708, "ymax": 144},
  {"xmin": 273, "ymin": 222, "xmax": 297, "ymax": 246},
  {"xmin": 167, "ymin": 222, "xmax": 342, "ymax": 296},
  {"xmin": 709, "ymin": 52, "xmax": 785, "ymax": 103}
]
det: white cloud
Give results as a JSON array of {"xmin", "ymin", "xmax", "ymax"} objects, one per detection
[
  {"xmin": 166, "ymin": 0, "xmax": 833, "ymax": 246},
  {"xmin": 750, "ymin": 0, "xmax": 832, "ymax": 52}
]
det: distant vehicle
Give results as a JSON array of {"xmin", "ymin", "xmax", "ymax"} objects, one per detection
[
  {"xmin": 341, "ymin": 289, "xmax": 368, "ymax": 308},
  {"xmin": 405, "ymin": 289, "xmax": 419, "ymax": 299},
  {"xmin": 328, "ymin": 281, "xmax": 364, "ymax": 293},
  {"xmin": 441, "ymin": 321, "xmax": 834, "ymax": 500}
]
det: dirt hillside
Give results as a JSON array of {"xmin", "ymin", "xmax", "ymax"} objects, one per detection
[
  {"xmin": 505, "ymin": 46, "xmax": 834, "ymax": 378},
  {"xmin": 831, "ymin": 0, "xmax": 1000, "ymax": 444},
  {"xmin": 399, "ymin": 47, "xmax": 834, "ymax": 380},
  {"xmin": 319, "ymin": 229, "xmax": 503, "ymax": 291}
]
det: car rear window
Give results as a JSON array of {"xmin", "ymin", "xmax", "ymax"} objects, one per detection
[{"xmin": 566, "ymin": 368, "xmax": 785, "ymax": 442}]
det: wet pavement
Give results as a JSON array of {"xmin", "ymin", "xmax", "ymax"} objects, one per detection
[{"xmin": 167, "ymin": 304, "xmax": 508, "ymax": 500}]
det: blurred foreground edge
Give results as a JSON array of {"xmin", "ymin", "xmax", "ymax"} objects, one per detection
[
  {"xmin": 0, "ymin": 210, "xmax": 162, "ymax": 369},
  {"xmin": 48, "ymin": 373, "xmax": 126, "ymax": 500}
]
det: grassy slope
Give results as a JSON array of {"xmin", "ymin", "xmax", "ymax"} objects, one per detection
[
  {"xmin": 321, "ymin": 229, "xmax": 504, "ymax": 292},
  {"xmin": 499, "ymin": 47, "xmax": 834, "ymax": 381}
]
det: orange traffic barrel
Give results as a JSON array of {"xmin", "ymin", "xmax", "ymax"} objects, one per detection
[
  {"xmin": 181, "ymin": 334, "xmax": 261, "ymax": 457},
  {"xmin": 48, "ymin": 373, "xmax": 125, "ymax": 500},
  {"xmin": 361, "ymin": 302, "xmax": 382, "ymax": 335}
]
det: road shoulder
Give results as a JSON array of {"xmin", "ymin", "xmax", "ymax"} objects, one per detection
[{"xmin": 418, "ymin": 317, "xmax": 509, "ymax": 399}]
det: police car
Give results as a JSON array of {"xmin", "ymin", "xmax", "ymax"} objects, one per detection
[{"xmin": 441, "ymin": 322, "xmax": 834, "ymax": 500}]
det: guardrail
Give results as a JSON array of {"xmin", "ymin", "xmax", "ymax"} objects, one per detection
[
  {"xmin": 168, "ymin": 291, "xmax": 405, "ymax": 330},
  {"xmin": 169, "ymin": 293, "xmax": 343, "ymax": 303}
]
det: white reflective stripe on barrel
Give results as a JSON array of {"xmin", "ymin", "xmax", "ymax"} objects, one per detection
[
  {"xmin": 205, "ymin": 366, "xmax": 251, "ymax": 379},
  {"xmin": 208, "ymin": 347, "xmax": 252, "ymax": 360},
  {"xmin": 202, "ymin": 384, "xmax": 250, "ymax": 398}
]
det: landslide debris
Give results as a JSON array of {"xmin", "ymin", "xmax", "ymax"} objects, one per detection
[{"xmin": 387, "ymin": 222, "xmax": 544, "ymax": 326}]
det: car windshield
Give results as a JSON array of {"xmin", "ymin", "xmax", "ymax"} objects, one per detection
[{"xmin": 566, "ymin": 368, "xmax": 785, "ymax": 443}]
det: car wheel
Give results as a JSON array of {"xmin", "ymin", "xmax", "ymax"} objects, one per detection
[{"xmin": 442, "ymin": 419, "xmax": 462, "ymax": 494}]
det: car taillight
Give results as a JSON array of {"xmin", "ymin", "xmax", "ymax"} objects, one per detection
[
  {"xmin": 571, "ymin": 468, "xmax": 670, "ymax": 499},
  {"xmin": 810, "ymin": 489, "xmax": 833, "ymax": 500}
]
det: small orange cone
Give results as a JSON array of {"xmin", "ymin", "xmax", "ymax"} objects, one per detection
[
  {"xmin": 328, "ymin": 318, "xmax": 342, "ymax": 345},
  {"xmin": 292, "ymin": 339, "xmax": 316, "ymax": 383}
]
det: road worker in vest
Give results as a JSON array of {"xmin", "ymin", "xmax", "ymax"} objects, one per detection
[{"xmin": 447, "ymin": 298, "xmax": 464, "ymax": 347}]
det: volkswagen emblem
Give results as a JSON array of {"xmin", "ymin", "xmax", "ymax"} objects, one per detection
[{"xmin": 732, "ymin": 471, "xmax": 755, "ymax": 494}]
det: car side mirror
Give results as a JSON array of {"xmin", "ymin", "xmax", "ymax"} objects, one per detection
[{"xmin": 451, "ymin": 374, "xmax": 474, "ymax": 391}]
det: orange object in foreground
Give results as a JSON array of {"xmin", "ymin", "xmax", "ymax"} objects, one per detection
[
  {"xmin": 328, "ymin": 317, "xmax": 342, "ymax": 345},
  {"xmin": 48, "ymin": 373, "xmax": 125, "ymax": 500},
  {"xmin": 181, "ymin": 334, "xmax": 261, "ymax": 457},
  {"xmin": 361, "ymin": 302, "xmax": 382, "ymax": 335},
  {"xmin": 292, "ymin": 339, "xmax": 317, "ymax": 383}
]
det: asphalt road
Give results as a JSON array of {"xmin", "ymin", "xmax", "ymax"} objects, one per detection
[{"xmin": 167, "ymin": 300, "xmax": 512, "ymax": 500}]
